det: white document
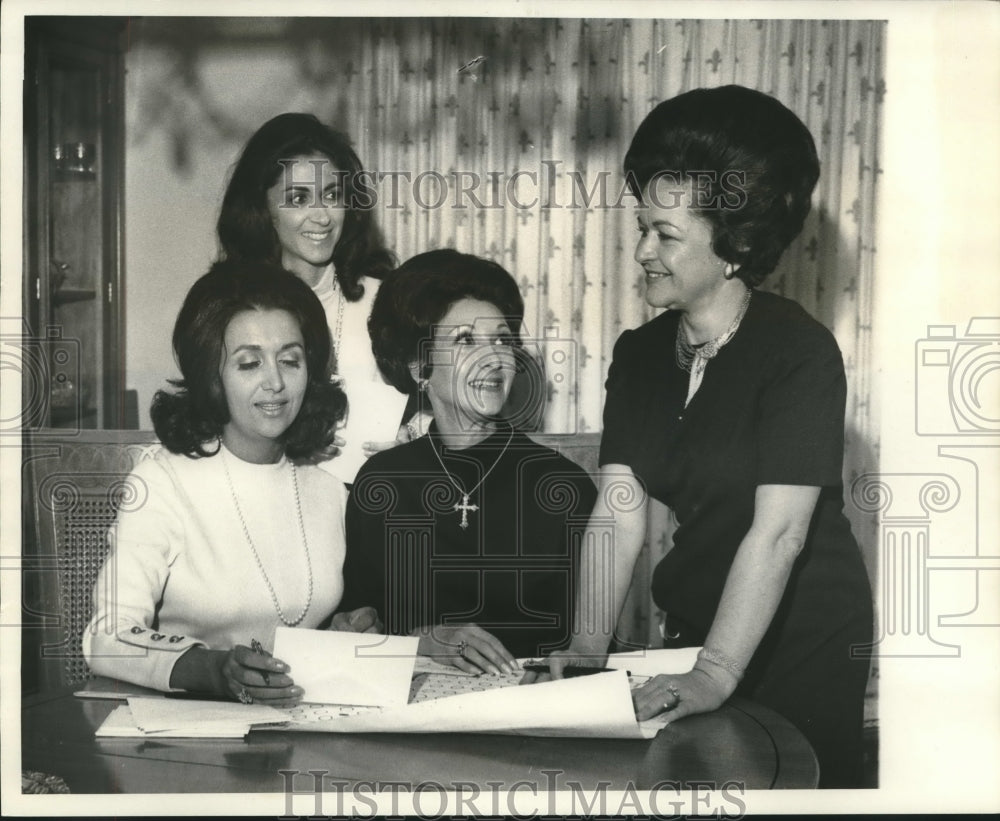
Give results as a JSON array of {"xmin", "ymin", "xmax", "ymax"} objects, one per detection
[
  {"xmin": 272, "ymin": 627, "xmax": 418, "ymax": 707},
  {"xmin": 94, "ymin": 697, "xmax": 287, "ymax": 738},
  {"xmin": 126, "ymin": 696, "xmax": 286, "ymax": 733},
  {"xmin": 606, "ymin": 646, "xmax": 702, "ymax": 677},
  {"xmin": 275, "ymin": 648, "xmax": 701, "ymax": 739},
  {"xmin": 282, "ymin": 670, "xmax": 645, "ymax": 738},
  {"xmin": 96, "ymin": 705, "xmax": 247, "ymax": 738}
]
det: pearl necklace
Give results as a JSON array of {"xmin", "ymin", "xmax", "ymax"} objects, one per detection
[
  {"xmin": 221, "ymin": 448, "xmax": 314, "ymax": 627},
  {"xmin": 675, "ymin": 287, "xmax": 752, "ymax": 407},
  {"xmin": 427, "ymin": 425, "xmax": 514, "ymax": 529}
]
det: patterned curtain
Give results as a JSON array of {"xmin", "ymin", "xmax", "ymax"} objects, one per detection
[
  {"xmin": 344, "ymin": 18, "xmax": 886, "ymax": 645},
  {"xmin": 131, "ymin": 17, "xmax": 885, "ymax": 647}
]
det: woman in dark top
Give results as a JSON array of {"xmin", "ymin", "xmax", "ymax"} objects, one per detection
[
  {"xmin": 537, "ymin": 85, "xmax": 873, "ymax": 787},
  {"xmin": 341, "ymin": 250, "xmax": 597, "ymax": 673}
]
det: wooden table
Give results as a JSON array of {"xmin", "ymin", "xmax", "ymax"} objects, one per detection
[{"xmin": 21, "ymin": 680, "xmax": 818, "ymax": 794}]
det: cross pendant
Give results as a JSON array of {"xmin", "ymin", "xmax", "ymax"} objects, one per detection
[{"xmin": 454, "ymin": 494, "xmax": 479, "ymax": 529}]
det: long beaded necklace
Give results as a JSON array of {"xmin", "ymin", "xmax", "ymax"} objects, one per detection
[
  {"xmin": 675, "ymin": 287, "xmax": 752, "ymax": 407},
  {"xmin": 221, "ymin": 447, "xmax": 314, "ymax": 626},
  {"xmin": 427, "ymin": 425, "xmax": 514, "ymax": 529}
]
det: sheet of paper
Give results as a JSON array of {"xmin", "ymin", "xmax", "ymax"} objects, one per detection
[
  {"xmin": 279, "ymin": 670, "xmax": 646, "ymax": 738},
  {"xmin": 125, "ymin": 696, "xmax": 286, "ymax": 734},
  {"xmin": 273, "ymin": 627, "xmax": 418, "ymax": 707},
  {"xmin": 96, "ymin": 705, "xmax": 250, "ymax": 738},
  {"xmin": 271, "ymin": 647, "xmax": 703, "ymax": 738},
  {"xmin": 606, "ymin": 646, "xmax": 701, "ymax": 677}
]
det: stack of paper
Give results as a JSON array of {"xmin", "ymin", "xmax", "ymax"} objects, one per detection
[{"xmin": 96, "ymin": 697, "xmax": 287, "ymax": 739}]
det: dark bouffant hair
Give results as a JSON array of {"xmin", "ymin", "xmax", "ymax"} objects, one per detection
[
  {"xmin": 216, "ymin": 112, "xmax": 395, "ymax": 300},
  {"xmin": 624, "ymin": 85, "xmax": 820, "ymax": 287},
  {"xmin": 151, "ymin": 260, "xmax": 347, "ymax": 460},
  {"xmin": 369, "ymin": 249, "xmax": 525, "ymax": 394}
]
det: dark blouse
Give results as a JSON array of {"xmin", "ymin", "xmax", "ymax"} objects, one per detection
[
  {"xmin": 599, "ymin": 290, "xmax": 871, "ymax": 662},
  {"xmin": 342, "ymin": 424, "xmax": 597, "ymax": 658}
]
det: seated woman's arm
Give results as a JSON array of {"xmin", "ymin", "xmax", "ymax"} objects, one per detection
[
  {"xmin": 83, "ymin": 460, "xmax": 199, "ymax": 690},
  {"xmin": 82, "ymin": 460, "xmax": 296, "ymax": 703}
]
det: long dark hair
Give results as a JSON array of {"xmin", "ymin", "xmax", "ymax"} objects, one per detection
[
  {"xmin": 217, "ymin": 112, "xmax": 395, "ymax": 300},
  {"xmin": 151, "ymin": 260, "xmax": 347, "ymax": 459}
]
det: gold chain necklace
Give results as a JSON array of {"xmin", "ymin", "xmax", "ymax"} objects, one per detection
[
  {"xmin": 427, "ymin": 426, "xmax": 514, "ymax": 529},
  {"xmin": 221, "ymin": 448, "xmax": 314, "ymax": 626}
]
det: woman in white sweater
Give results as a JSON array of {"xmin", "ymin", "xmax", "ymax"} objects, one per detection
[{"xmin": 84, "ymin": 261, "xmax": 375, "ymax": 705}]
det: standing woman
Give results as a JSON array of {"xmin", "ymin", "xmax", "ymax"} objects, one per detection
[
  {"xmin": 540, "ymin": 86, "xmax": 873, "ymax": 787},
  {"xmin": 84, "ymin": 261, "xmax": 375, "ymax": 703},
  {"xmin": 217, "ymin": 113, "xmax": 410, "ymax": 485}
]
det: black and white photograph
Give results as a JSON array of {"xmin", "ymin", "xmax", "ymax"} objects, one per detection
[{"xmin": 1, "ymin": 0, "xmax": 997, "ymax": 816}]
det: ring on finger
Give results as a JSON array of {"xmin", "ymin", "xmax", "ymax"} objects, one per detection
[
  {"xmin": 662, "ymin": 683, "xmax": 681, "ymax": 711},
  {"xmin": 457, "ymin": 640, "xmax": 467, "ymax": 659},
  {"xmin": 238, "ymin": 687, "xmax": 254, "ymax": 705}
]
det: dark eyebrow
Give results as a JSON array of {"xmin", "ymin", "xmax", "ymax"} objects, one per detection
[
  {"xmin": 651, "ymin": 219, "xmax": 683, "ymax": 233},
  {"xmin": 282, "ymin": 182, "xmax": 340, "ymax": 193},
  {"xmin": 230, "ymin": 342, "xmax": 304, "ymax": 355}
]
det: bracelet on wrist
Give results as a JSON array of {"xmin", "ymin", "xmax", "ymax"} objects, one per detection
[{"xmin": 697, "ymin": 647, "xmax": 746, "ymax": 681}]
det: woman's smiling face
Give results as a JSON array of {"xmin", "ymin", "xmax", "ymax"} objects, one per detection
[
  {"xmin": 419, "ymin": 298, "xmax": 517, "ymax": 435},
  {"xmin": 634, "ymin": 180, "xmax": 731, "ymax": 313},
  {"xmin": 266, "ymin": 153, "xmax": 345, "ymax": 285}
]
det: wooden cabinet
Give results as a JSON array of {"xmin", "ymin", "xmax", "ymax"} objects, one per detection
[{"xmin": 23, "ymin": 18, "xmax": 127, "ymax": 430}]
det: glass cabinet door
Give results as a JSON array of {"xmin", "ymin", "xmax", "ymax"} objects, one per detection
[{"xmin": 23, "ymin": 19, "xmax": 125, "ymax": 431}]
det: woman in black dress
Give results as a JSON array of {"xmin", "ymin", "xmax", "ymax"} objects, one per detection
[
  {"xmin": 539, "ymin": 85, "xmax": 873, "ymax": 787},
  {"xmin": 341, "ymin": 249, "xmax": 597, "ymax": 674}
]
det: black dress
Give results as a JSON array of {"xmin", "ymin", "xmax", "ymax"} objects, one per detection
[
  {"xmin": 342, "ymin": 423, "xmax": 597, "ymax": 658},
  {"xmin": 600, "ymin": 290, "xmax": 873, "ymax": 788}
]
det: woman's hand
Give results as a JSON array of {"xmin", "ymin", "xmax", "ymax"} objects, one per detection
[
  {"xmin": 631, "ymin": 665, "xmax": 735, "ymax": 724},
  {"xmin": 362, "ymin": 439, "xmax": 401, "ymax": 458},
  {"xmin": 362, "ymin": 421, "xmax": 417, "ymax": 458},
  {"xmin": 519, "ymin": 648, "xmax": 608, "ymax": 684},
  {"xmin": 414, "ymin": 624, "xmax": 518, "ymax": 676},
  {"xmin": 217, "ymin": 644, "xmax": 302, "ymax": 707},
  {"xmin": 170, "ymin": 645, "xmax": 301, "ymax": 706},
  {"xmin": 329, "ymin": 606, "xmax": 383, "ymax": 634},
  {"xmin": 317, "ymin": 434, "xmax": 346, "ymax": 461}
]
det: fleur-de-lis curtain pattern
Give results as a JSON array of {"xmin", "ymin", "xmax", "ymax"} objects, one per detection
[{"xmin": 131, "ymin": 17, "xmax": 885, "ymax": 646}]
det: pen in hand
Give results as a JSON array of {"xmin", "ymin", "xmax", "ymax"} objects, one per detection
[{"xmin": 250, "ymin": 638, "xmax": 269, "ymax": 685}]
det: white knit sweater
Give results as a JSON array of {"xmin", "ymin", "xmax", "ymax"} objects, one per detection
[{"xmin": 83, "ymin": 444, "xmax": 347, "ymax": 691}]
